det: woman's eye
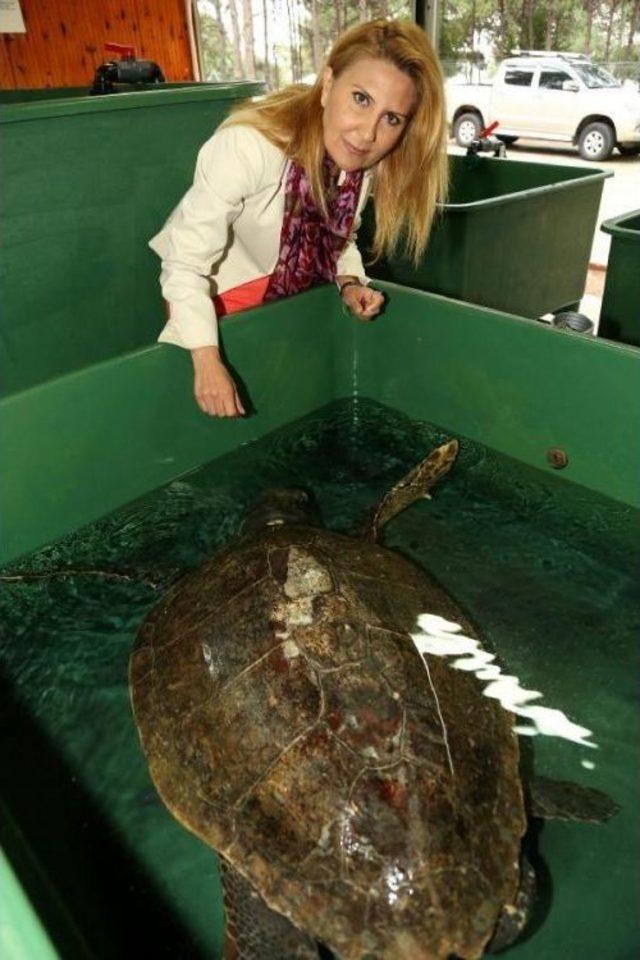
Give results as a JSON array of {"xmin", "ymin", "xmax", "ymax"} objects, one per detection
[
  {"xmin": 353, "ymin": 91, "xmax": 369, "ymax": 106},
  {"xmin": 387, "ymin": 113, "xmax": 401, "ymax": 127}
]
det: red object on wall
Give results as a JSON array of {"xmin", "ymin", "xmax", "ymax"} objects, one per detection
[
  {"xmin": 0, "ymin": 0, "xmax": 194, "ymax": 89},
  {"xmin": 104, "ymin": 43, "xmax": 137, "ymax": 60}
]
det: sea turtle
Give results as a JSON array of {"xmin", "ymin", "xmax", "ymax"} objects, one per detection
[{"xmin": 129, "ymin": 441, "xmax": 616, "ymax": 960}]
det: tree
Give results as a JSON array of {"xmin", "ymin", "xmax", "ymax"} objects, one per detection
[
  {"xmin": 242, "ymin": 0, "xmax": 256, "ymax": 76},
  {"xmin": 626, "ymin": 0, "xmax": 640, "ymax": 57},
  {"xmin": 227, "ymin": 0, "xmax": 245, "ymax": 78},
  {"xmin": 196, "ymin": 0, "xmax": 640, "ymax": 91}
]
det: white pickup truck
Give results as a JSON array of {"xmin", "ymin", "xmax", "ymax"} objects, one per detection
[{"xmin": 447, "ymin": 53, "xmax": 640, "ymax": 160}]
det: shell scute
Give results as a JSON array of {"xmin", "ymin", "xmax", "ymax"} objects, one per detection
[
  {"xmin": 320, "ymin": 665, "xmax": 404, "ymax": 763},
  {"xmin": 237, "ymin": 727, "xmax": 364, "ymax": 878}
]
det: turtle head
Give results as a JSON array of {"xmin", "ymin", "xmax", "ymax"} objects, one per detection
[{"xmin": 241, "ymin": 488, "xmax": 321, "ymax": 534}]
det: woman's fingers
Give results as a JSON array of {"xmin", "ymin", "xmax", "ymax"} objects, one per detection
[
  {"xmin": 360, "ymin": 290, "xmax": 385, "ymax": 317},
  {"xmin": 233, "ymin": 388, "xmax": 247, "ymax": 416},
  {"xmin": 193, "ymin": 355, "xmax": 245, "ymax": 418},
  {"xmin": 343, "ymin": 285, "xmax": 384, "ymax": 320}
]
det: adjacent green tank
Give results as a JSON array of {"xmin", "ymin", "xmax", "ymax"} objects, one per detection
[
  {"xmin": 359, "ymin": 154, "xmax": 610, "ymax": 319},
  {"xmin": 598, "ymin": 209, "xmax": 640, "ymax": 348},
  {"xmin": 0, "ymin": 82, "xmax": 263, "ymax": 397}
]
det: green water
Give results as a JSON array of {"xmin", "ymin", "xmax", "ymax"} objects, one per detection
[{"xmin": 1, "ymin": 399, "xmax": 637, "ymax": 960}]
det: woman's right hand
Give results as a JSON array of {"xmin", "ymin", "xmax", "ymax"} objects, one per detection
[{"xmin": 191, "ymin": 346, "xmax": 246, "ymax": 418}]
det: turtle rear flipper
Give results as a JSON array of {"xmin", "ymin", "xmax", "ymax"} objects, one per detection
[
  {"xmin": 528, "ymin": 776, "xmax": 620, "ymax": 823},
  {"xmin": 220, "ymin": 858, "xmax": 322, "ymax": 960},
  {"xmin": 368, "ymin": 439, "xmax": 459, "ymax": 541},
  {"xmin": 486, "ymin": 856, "xmax": 537, "ymax": 954}
]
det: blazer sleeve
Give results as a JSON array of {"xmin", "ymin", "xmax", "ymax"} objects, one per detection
[{"xmin": 149, "ymin": 125, "xmax": 268, "ymax": 349}]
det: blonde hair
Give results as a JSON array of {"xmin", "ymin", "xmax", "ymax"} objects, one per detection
[{"xmin": 226, "ymin": 19, "xmax": 448, "ymax": 266}]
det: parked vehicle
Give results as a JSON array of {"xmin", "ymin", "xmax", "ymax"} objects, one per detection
[{"xmin": 446, "ymin": 53, "xmax": 640, "ymax": 160}]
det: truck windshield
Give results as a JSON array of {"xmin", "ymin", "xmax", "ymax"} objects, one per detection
[{"xmin": 572, "ymin": 64, "xmax": 621, "ymax": 88}]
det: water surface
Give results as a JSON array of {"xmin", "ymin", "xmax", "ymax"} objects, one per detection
[{"xmin": 1, "ymin": 398, "xmax": 637, "ymax": 959}]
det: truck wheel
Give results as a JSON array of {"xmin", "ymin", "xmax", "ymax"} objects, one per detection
[
  {"xmin": 453, "ymin": 112, "xmax": 482, "ymax": 148},
  {"xmin": 578, "ymin": 122, "xmax": 614, "ymax": 161},
  {"xmin": 617, "ymin": 143, "xmax": 640, "ymax": 156}
]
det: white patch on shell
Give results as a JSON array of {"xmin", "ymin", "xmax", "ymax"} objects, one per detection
[
  {"xmin": 340, "ymin": 810, "xmax": 377, "ymax": 862},
  {"xmin": 283, "ymin": 547, "xmax": 333, "ymax": 599},
  {"xmin": 283, "ymin": 598, "xmax": 314, "ymax": 626},
  {"xmin": 282, "ymin": 640, "xmax": 301, "ymax": 660},
  {"xmin": 273, "ymin": 547, "xmax": 333, "ymax": 634},
  {"xmin": 201, "ymin": 643, "xmax": 218, "ymax": 679},
  {"xmin": 318, "ymin": 821, "xmax": 332, "ymax": 850},
  {"xmin": 383, "ymin": 864, "xmax": 415, "ymax": 908}
]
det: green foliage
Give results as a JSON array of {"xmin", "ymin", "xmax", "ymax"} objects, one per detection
[
  {"xmin": 196, "ymin": 0, "xmax": 639, "ymax": 87},
  {"xmin": 441, "ymin": 0, "xmax": 639, "ymax": 63}
]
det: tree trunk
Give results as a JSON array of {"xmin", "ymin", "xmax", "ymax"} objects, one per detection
[
  {"xmin": 286, "ymin": 0, "xmax": 297, "ymax": 81},
  {"xmin": 544, "ymin": 0, "xmax": 554, "ymax": 49},
  {"xmin": 228, "ymin": 0, "xmax": 244, "ymax": 79},
  {"xmin": 311, "ymin": 0, "xmax": 322, "ymax": 73},
  {"xmin": 604, "ymin": 0, "xmax": 620, "ymax": 60},
  {"xmin": 615, "ymin": 0, "xmax": 626, "ymax": 50},
  {"xmin": 627, "ymin": 0, "xmax": 640, "ymax": 57},
  {"xmin": 212, "ymin": 0, "xmax": 228, "ymax": 73},
  {"xmin": 292, "ymin": 0, "xmax": 301, "ymax": 79},
  {"xmin": 262, "ymin": 0, "xmax": 270, "ymax": 87},
  {"xmin": 497, "ymin": 0, "xmax": 508, "ymax": 56},
  {"xmin": 242, "ymin": 0, "xmax": 256, "ymax": 78},
  {"xmin": 584, "ymin": 0, "xmax": 594, "ymax": 54}
]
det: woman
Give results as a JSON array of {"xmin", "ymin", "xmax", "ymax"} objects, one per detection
[{"xmin": 150, "ymin": 19, "xmax": 447, "ymax": 417}]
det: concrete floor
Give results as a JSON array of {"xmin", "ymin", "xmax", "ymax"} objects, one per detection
[{"xmin": 448, "ymin": 138, "xmax": 640, "ymax": 328}]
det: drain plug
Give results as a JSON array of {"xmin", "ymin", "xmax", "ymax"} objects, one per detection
[{"xmin": 547, "ymin": 448, "xmax": 569, "ymax": 469}]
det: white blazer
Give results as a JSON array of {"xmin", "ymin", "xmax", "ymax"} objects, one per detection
[{"xmin": 149, "ymin": 124, "xmax": 373, "ymax": 350}]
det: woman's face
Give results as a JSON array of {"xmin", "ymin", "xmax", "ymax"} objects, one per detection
[{"xmin": 321, "ymin": 56, "xmax": 417, "ymax": 171}]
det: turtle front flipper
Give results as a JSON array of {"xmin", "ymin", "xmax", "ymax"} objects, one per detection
[
  {"xmin": 528, "ymin": 776, "xmax": 620, "ymax": 823},
  {"xmin": 368, "ymin": 440, "xmax": 459, "ymax": 541},
  {"xmin": 220, "ymin": 858, "xmax": 322, "ymax": 960}
]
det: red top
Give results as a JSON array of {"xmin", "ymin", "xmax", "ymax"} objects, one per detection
[{"xmin": 213, "ymin": 275, "xmax": 272, "ymax": 317}]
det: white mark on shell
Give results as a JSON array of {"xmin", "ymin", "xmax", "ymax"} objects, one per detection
[
  {"xmin": 284, "ymin": 598, "xmax": 314, "ymax": 626},
  {"xmin": 282, "ymin": 640, "xmax": 301, "ymax": 660},
  {"xmin": 201, "ymin": 643, "xmax": 217, "ymax": 679},
  {"xmin": 273, "ymin": 547, "xmax": 333, "ymax": 634},
  {"xmin": 283, "ymin": 547, "xmax": 333, "ymax": 599},
  {"xmin": 383, "ymin": 864, "xmax": 415, "ymax": 908}
]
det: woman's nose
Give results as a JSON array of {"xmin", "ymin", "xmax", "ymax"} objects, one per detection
[{"xmin": 360, "ymin": 118, "xmax": 377, "ymax": 143}]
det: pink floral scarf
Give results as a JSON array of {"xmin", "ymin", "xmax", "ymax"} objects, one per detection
[{"xmin": 264, "ymin": 155, "xmax": 364, "ymax": 301}]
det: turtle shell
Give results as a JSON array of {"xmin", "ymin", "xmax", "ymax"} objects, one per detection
[{"xmin": 130, "ymin": 523, "xmax": 525, "ymax": 960}]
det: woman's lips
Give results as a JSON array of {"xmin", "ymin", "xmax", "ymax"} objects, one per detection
[{"xmin": 342, "ymin": 138, "xmax": 368, "ymax": 158}]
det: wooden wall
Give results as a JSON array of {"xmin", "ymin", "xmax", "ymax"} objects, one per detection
[{"xmin": 0, "ymin": 0, "xmax": 195, "ymax": 89}]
